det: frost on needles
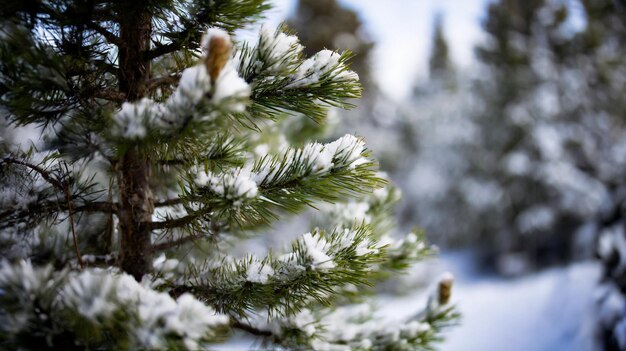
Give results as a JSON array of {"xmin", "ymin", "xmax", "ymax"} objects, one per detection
[{"xmin": 0, "ymin": 2, "xmax": 457, "ymax": 350}]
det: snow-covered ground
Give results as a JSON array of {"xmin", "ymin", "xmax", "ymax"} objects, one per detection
[
  {"xmin": 437, "ymin": 255, "xmax": 601, "ymax": 351},
  {"xmin": 374, "ymin": 253, "xmax": 601, "ymax": 351}
]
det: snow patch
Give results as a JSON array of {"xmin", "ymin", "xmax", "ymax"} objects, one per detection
[
  {"xmin": 246, "ymin": 259, "xmax": 274, "ymax": 284},
  {"xmin": 288, "ymin": 50, "xmax": 358, "ymax": 88},
  {"xmin": 301, "ymin": 232, "xmax": 335, "ymax": 270}
]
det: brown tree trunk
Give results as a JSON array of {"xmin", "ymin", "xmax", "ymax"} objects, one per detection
[{"xmin": 117, "ymin": 5, "xmax": 154, "ymax": 281}]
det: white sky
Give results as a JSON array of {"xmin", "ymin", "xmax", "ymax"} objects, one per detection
[{"xmin": 245, "ymin": 0, "xmax": 491, "ymax": 100}]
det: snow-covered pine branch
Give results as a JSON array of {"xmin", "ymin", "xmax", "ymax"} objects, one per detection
[
  {"xmin": 112, "ymin": 27, "xmax": 362, "ymax": 143},
  {"xmin": 113, "ymin": 28, "xmax": 251, "ymax": 141},
  {"xmin": 237, "ymin": 27, "xmax": 361, "ymax": 123},
  {"xmin": 162, "ymin": 225, "xmax": 383, "ymax": 317},
  {"xmin": 316, "ymin": 174, "xmax": 401, "ymax": 235},
  {"xmin": 236, "ymin": 273, "xmax": 458, "ymax": 351},
  {"xmin": 174, "ymin": 134, "xmax": 382, "ymax": 228},
  {"xmin": 314, "ymin": 178, "xmax": 433, "ymax": 276},
  {"xmin": 0, "ymin": 260, "xmax": 229, "ymax": 349}
]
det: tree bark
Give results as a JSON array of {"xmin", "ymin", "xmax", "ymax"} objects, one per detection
[{"xmin": 117, "ymin": 5, "xmax": 154, "ymax": 281}]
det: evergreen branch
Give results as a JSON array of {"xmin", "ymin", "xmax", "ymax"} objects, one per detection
[
  {"xmin": 0, "ymin": 22, "xmax": 119, "ymax": 127},
  {"xmin": 93, "ymin": 89, "xmax": 126, "ymax": 103},
  {"xmin": 150, "ymin": 234, "xmax": 200, "ymax": 253},
  {"xmin": 144, "ymin": 75, "xmax": 181, "ymax": 94},
  {"xmin": 2, "ymin": 157, "xmax": 64, "ymax": 191},
  {"xmin": 154, "ymin": 134, "xmax": 246, "ymax": 171},
  {"xmin": 72, "ymin": 201, "xmax": 118, "ymax": 213},
  {"xmin": 232, "ymin": 320, "xmax": 273, "ymax": 337},
  {"xmin": 187, "ymin": 136, "xmax": 384, "ymax": 228},
  {"xmin": 145, "ymin": 42, "xmax": 182, "ymax": 61},
  {"xmin": 85, "ymin": 21, "xmax": 122, "ymax": 47},
  {"xmin": 260, "ymin": 291, "xmax": 459, "ymax": 350},
  {"xmin": 145, "ymin": 0, "xmax": 270, "ymax": 61},
  {"xmin": 0, "ymin": 200, "xmax": 118, "ymax": 229},
  {"xmin": 111, "ymin": 41, "xmax": 250, "ymax": 142},
  {"xmin": 235, "ymin": 28, "xmax": 361, "ymax": 123},
  {"xmin": 154, "ymin": 198, "xmax": 184, "ymax": 207},
  {"xmin": 315, "ymin": 182, "xmax": 400, "ymax": 239},
  {"xmin": 172, "ymin": 225, "xmax": 384, "ymax": 317},
  {"xmin": 146, "ymin": 206, "xmax": 213, "ymax": 230},
  {"xmin": 0, "ymin": 261, "xmax": 230, "ymax": 350},
  {"xmin": 63, "ymin": 183, "xmax": 84, "ymax": 269}
]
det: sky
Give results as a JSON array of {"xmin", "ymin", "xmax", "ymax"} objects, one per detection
[{"xmin": 242, "ymin": 0, "xmax": 491, "ymax": 101}]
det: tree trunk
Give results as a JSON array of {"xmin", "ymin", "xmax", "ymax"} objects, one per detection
[{"xmin": 117, "ymin": 5, "xmax": 154, "ymax": 281}]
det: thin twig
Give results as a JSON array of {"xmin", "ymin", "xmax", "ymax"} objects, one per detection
[
  {"xmin": 154, "ymin": 198, "xmax": 184, "ymax": 207},
  {"xmin": 232, "ymin": 320, "xmax": 273, "ymax": 337},
  {"xmin": 105, "ymin": 178, "xmax": 115, "ymax": 253},
  {"xmin": 2, "ymin": 157, "xmax": 64, "ymax": 191},
  {"xmin": 146, "ymin": 206, "xmax": 212, "ymax": 230},
  {"xmin": 144, "ymin": 75, "xmax": 181, "ymax": 94},
  {"xmin": 93, "ymin": 89, "xmax": 127, "ymax": 103},
  {"xmin": 73, "ymin": 201, "xmax": 119, "ymax": 213},
  {"xmin": 63, "ymin": 184, "xmax": 84, "ymax": 269},
  {"xmin": 0, "ymin": 201, "xmax": 118, "ymax": 228},
  {"xmin": 150, "ymin": 234, "xmax": 199, "ymax": 252},
  {"xmin": 86, "ymin": 21, "xmax": 123, "ymax": 46},
  {"xmin": 144, "ymin": 41, "xmax": 182, "ymax": 61}
]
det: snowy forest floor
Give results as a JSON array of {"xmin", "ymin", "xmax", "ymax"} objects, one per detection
[{"xmin": 436, "ymin": 253, "xmax": 601, "ymax": 351}]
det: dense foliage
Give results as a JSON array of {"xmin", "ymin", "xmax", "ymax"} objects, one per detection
[{"xmin": 0, "ymin": 1, "xmax": 457, "ymax": 349}]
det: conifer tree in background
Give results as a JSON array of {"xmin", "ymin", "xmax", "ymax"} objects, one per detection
[
  {"xmin": 579, "ymin": 1, "xmax": 626, "ymax": 349},
  {"xmin": 0, "ymin": 1, "xmax": 457, "ymax": 349},
  {"xmin": 469, "ymin": 0, "xmax": 551, "ymax": 267},
  {"xmin": 471, "ymin": 0, "xmax": 626, "ymax": 312},
  {"xmin": 393, "ymin": 16, "xmax": 475, "ymax": 247},
  {"xmin": 427, "ymin": 14, "xmax": 454, "ymax": 87},
  {"xmin": 411, "ymin": 0, "xmax": 626, "ymax": 280},
  {"xmin": 462, "ymin": 0, "xmax": 585, "ymax": 271}
]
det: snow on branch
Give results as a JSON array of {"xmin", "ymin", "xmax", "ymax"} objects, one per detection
[
  {"xmin": 316, "ymin": 174, "xmax": 401, "ymax": 236},
  {"xmin": 237, "ymin": 27, "xmax": 304, "ymax": 79},
  {"xmin": 175, "ymin": 134, "xmax": 381, "ymax": 228},
  {"xmin": 195, "ymin": 167, "xmax": 259, "ymax": 205},
  {"xmin": 253, "ymin": 134, "xmax": 369, "ymax": 186},
  {"xmin": 113, "ymin": 29, "xmax": 250, "ymax": 140},
  {"xmin": 0, "ymin": 153, "xmax": 115, "ymax": 234},
  {"xmin": 167, "ymin": 225, "xmax": 384, "ymax": 317},
  {"xmin": 286, "ymin": 49, "xmax": 360, "ymax": 89},
  {"xmin": 238, "ymin": 273, "xmax": 458, "ymax": 350},
  {"xmin": 236, "ymin": 27, "xmax": 361, "ymax": 123},
  {"xmin": 0, "ymin": 260, "xmax": 229, "ymax": 349},
  {"xmin": 113, "ymin": 27, "xmax": 362, "ymax": 140}
]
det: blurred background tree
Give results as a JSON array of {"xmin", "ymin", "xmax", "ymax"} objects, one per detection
[
  {"xmin": 428, "ymin": 13, "xmax": 455, "ymax": 87},
  {"xmin": 464, "ymin": 0, "xmax": 571, "ymax": 272},
  {"xmin": 466, "ymin": 0, "xmax": 626, "ymax": 277}
]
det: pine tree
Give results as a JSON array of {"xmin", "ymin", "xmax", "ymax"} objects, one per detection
[
  {"xmin": 460, "ymin": 0, "xmax": 583, "ymax": 271},
  {"xmin": 392, "ymin": 15, "xmax": 475, "ymax": 248},
  {"xmin": 578, "ymin": 1, "xmax": 626, "ymax": 350},
  {"xmin": 0, "ymin": 1, "xmax": 457, "ymax": 349},
  {"xmin": 428, "ymin": 14, "xmax": 454, "ymax": 87},
  {"xmin": 469, "ymin": 0, "xmax": 626, "ymax": 279}
]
